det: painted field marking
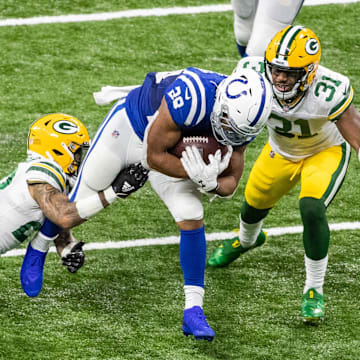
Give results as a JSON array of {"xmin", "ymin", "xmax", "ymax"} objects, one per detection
[
  {"xmin": 0, "ymin": 0, "xmax": 358, "ymax": 27},
  {"xmin": 3, "ymin": 221, "xmax": 360, "ymax": 257}
]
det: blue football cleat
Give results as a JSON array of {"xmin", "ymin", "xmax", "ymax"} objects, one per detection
[
  {"xmin": 182, "ymin": 306, "xmax": 215, "ymax": 341},
  {"xmin": 20, "ymin": 244, "xmax": 47, "ymax": 297}
]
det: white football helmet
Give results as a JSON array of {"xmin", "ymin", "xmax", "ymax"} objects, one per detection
[{"xmin": 211, "ymin": 68, "xmax": 273, "ymax": 146}]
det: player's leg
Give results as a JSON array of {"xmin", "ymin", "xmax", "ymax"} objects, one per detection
[
  {"xmin": 208, "ymin": 142, "xmax": 300, "ymax": 267},
  {"xmin": 149, "ymin": 171, "xmax": 215, "ymax": 341},
  {"xmin": 299, "ymin": 143, "xmax": 350, "ymax": 324},
  {"xmin": 231, "ymin": 0, "xmax": 257, "ymax": 57},
  {"xmin": 245, "ymin": 0, "xmax": 304, "ymax": 56},
  {"xmin": 21, "ymin": 99, "xmax": 143, "ymax": 296}
]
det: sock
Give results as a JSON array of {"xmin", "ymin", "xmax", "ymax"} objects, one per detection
[
  {"xmin": 184, "ymin": 285, "xmax": 204, "ymax": 309},
  {"xmin": 239, "ymin": 215, "xmax": 263, "ymax": 248},
  {"xmin": 236, "ymin": 42, "xmax": 247, "ymax": 57},
  {"xmin": 31, "ymin": 218, "xmax": 61, "ymax": 252},
  {"xmin": 41, "ymin": 218, "xmax": 62, "ymax": 238},
  {"xmin": 303, "ymin": 255, "xmax": 328, "ymax": 295},
  {"xmin": 300, "ymin": 197, "xmax": 329, "ymax": 259},
  {"xmin": 31, "ymin": 232, "xmax": 53, "ymax": 253},
  {"xmin": 179, "ymin": 226, "xmax": 206, "ymax": 288}
]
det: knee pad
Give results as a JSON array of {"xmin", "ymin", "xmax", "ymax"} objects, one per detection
[
  {"xmin": 171, "ymin": 194, "xmax": 203, "ymax": 222},
  {"xmin": 257, "ymin": 0, "xmax": 304, "ymax": 24},
  {"xmin": 232, "ymin": 0, "xmax": 257, "ymax": 46},
  {"xmin": 300, "ymin": 197, "xmax": 326, "ymax": 225},
  {"xmin": 149, "ymin": 172, "xmax": 203, "ymax": 222}
]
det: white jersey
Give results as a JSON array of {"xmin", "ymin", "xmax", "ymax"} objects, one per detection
[
  {"xmin": 0, "ymin": 158, "xmax": 67, "ymax": 254},
  {"xmin": 235, "ymin": 56, "xmax": 353, "ymax": 161}
]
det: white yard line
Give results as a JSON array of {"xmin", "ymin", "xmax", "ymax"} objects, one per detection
[
  {"xmin": 3, "ymin": 221, "xmax": 360, "ymax": 257},
  {"xmin": 0, "ymin": 0, "xmax": 358, "ymax": 27}
]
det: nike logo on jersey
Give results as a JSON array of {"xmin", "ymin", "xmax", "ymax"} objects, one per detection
[{"xmin": 185, "ymin": 88, "xmax": 191, "ymax": 100}]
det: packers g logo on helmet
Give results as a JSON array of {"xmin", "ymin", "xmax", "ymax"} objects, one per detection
[
  {"xmin": 27, "ymin": 113, "xmax": 90, "ymax": 176},
  {"xmin": 305, "ymin": 38, "xmax": 320, "ymax": 55},
  {"xmin": 53, "ymin": 120, "xmax": 80, "ymax": 134},
  {"xmin": 265, "ymin": 25, "xmax": 321, "ymax": 103}
]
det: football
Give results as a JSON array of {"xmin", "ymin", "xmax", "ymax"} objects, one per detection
[{"xmin": 169, "ymin": 134, "xmax": 228, "ymax": 164}]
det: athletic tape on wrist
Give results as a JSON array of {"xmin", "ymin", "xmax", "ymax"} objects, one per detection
[
  {"xmin": 103, "ymin": 186, "xmax": 117, "ymax": 204},
  {"xmin": 75, "ymin": 194, "xmax": 105, "ymax": 220}
]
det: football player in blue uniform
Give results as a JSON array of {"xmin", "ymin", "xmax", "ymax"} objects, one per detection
[
  {"xmin": 21, "ymin": 67, "xmax": 273, "ymax": 341},
  {"xmin": 232, "ymin": 0, "xmax": 304, "ymax": 57}
]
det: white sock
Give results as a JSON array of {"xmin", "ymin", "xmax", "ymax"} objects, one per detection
[
  {"xmin": 303, "ymin": 255, "xmax": 328, "ymax": 295},
  {"xmin": 184, "ymin": 285, "xmax": 204, "ymax": 309},
  {"xmin": 30, "ymin": 232, "xmax": 54, "ymax": 253},
  {"xmin": 239, "ymin": 216, "xmax": 263, "ymax": 248}
]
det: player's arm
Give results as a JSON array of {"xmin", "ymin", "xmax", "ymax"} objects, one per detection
[
  {"xmin": 146, "ymin": 97, "xmax": 188, "ymax": 178},
  {"xmin": 54, "ymin": 229, "xmax": 85, "ymax": 273},
  {"xmin": 28, "ymin": 163, "xmax": 149, "ymax": 227},
  {"xmin": 336, "ymin": 104, "xmax": 360, "ymax": 158},
  {"xmin": 28, "ymin": 183, "xmax": 88, "ymax": 229}
]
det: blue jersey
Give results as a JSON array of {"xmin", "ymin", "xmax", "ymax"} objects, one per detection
[{"xmin": 125, "ymin": 67, "xmax": 227, "ymax": 140}]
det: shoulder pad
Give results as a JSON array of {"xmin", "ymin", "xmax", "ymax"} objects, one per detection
[
  {"xmin": 235, "ymin": 56, "xmax": 265, "ymax": 74},
  {"xmin": 26, "ymin": 159, "xmax": 67, "ymax": 192}
]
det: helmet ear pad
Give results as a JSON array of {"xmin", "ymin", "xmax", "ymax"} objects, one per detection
[
  {"xmin": 27, "ymin": 113, "xmax": 90, "ymax": 175},
  {"xmin": 211, "ymin": 68, "xmax": 273, "ymax": 146}
]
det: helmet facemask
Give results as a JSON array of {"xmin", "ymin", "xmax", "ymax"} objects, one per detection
[
  {"xmin": 211, "ymin": 104, "xmax": 260, "ymax": 146},
  {"xmin": 211, "ymin": 69, "xmax": 273, "ymax": 147},
  {"xmin": 265, "ymin": 62, "xmax": 307, "ymax": 101},
  {"xmin": 58, "ymin": 141, "xmax": 90, "ymax": 176}
]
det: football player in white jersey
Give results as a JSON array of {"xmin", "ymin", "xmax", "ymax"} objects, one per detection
[
  {"xmin": 21, "ymin": 68, "xmax": 273, "ymax": 341},
  {"xmin": 232, "ymin": 0, "xmax": 304, "ymax": 57},
  {"xmin": 208, "ymin": 26, "xmax": 360, "ymax": 324},
  {"xmin": 0, "ymin": 113, "xmax": 91, "ymax": 268},
  {"xmin": 0, "ymin": 113, "xmax": 148, "ymax": 285}
]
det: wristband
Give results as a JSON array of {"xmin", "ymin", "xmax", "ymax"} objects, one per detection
[
  {"xmin": 103, "ymin": 186, "xmax": 117, "ymax": 204},
  {"xmin": 75, "ymin": 194, "xmax": 105, "ymax": 220},
  {"xmin": 60, "ymin": 242, "xmax": 76, "ymax": 258}
]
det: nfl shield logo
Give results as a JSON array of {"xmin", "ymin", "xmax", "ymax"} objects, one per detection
[{"xmin": 112, "ymin": 130, "xmax": 120, "ymax": 138}]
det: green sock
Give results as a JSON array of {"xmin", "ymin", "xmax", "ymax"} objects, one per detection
[
  {"xmin": 240, "ymin": 201, "xmax": 270, "ymax": 224},
  {"xmin": 300, "ymin": 197, "xmax": 329, "ymax": 260}
]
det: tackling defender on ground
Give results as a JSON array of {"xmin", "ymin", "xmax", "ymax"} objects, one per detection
[
  {"xmin": 208, "ymin": 25, "xmax": 360, "ymax": 324},
  {"xmin": 0, "ymin": 113, "xmax": 148, "ymax": 295}
]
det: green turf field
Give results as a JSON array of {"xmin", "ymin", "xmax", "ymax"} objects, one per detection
[{"xmin": 0, "ymin": 2, "xmax": 360, "ymax": 359}]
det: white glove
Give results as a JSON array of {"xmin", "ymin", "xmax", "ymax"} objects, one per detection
[
  {"xmin": 180, "ymin": 146, "xmax": 220, "ymax": 192},
  {"xmin": 218, "ymin": 145, "xmax": 233, "ymax": 174}
]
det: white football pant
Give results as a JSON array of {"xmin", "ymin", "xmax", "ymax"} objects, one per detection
[{"xmin": 232, "ymin": 0, "xmax": 304, "ymax": 56}]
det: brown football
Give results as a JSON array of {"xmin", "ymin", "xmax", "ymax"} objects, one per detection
[{"xmin": 169, "ymin": 134, "xmax": 228, "ymax": 164}]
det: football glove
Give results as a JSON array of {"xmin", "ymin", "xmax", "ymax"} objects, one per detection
[
  {"xmin": 61, "ymin": 241, "xmax": 85, "ymax": 273},
  {"xmin": 112, "ymin": 162, "xmax": 149, "ymax": 198},
  {"xmin": 218, "ymin": 145, "xmax": 233, "ymax": 174},
  {"xmin": 181, "ymin": 146, "xmax": 224, "ymax": 192}
]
